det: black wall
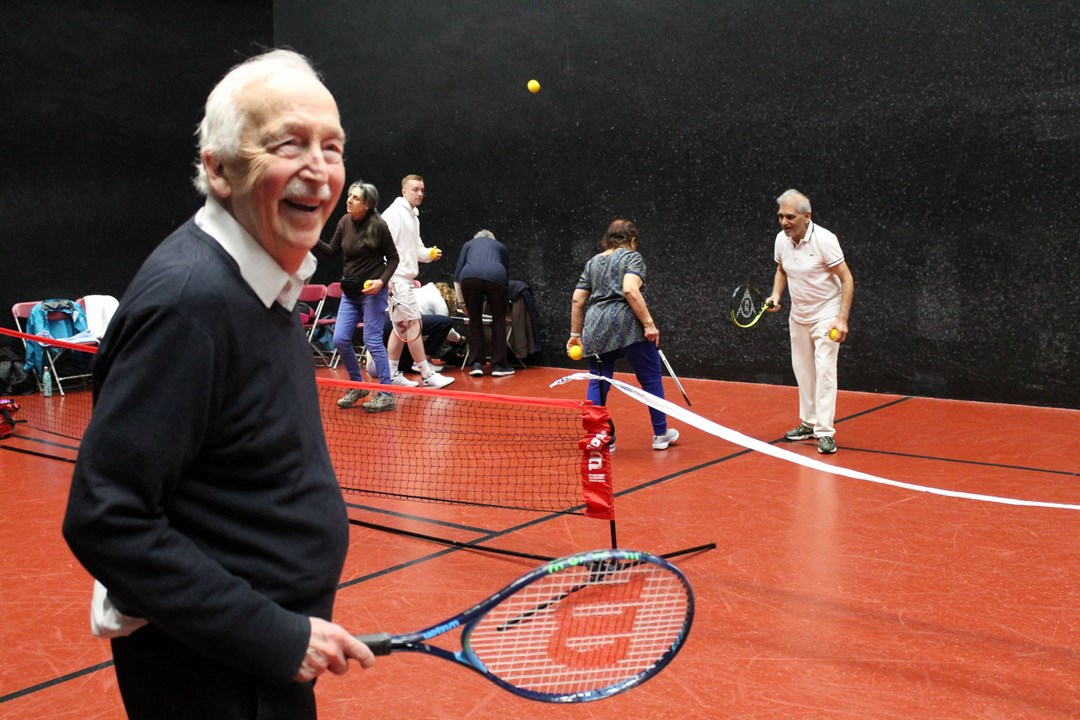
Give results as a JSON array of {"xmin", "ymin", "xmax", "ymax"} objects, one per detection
[
  {"xmin": 4, "ymin": 2, "xmax": 1078, "ymax": 408},
  {"xmin": 2, "ymin": 1, "xmax": 273, "ymax": 323}
]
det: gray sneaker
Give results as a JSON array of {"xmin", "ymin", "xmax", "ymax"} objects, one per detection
[
  {"xmin": 362, "ymin": 391, "xmax": 396, "ymax": 413},
  {"xmin": 337, "ymin": 387, "xmax": 369, "ymax": 408},
  {"xmin": 652, "ymin": 428, "xmax": 680, "ymax": 450},
  {"xmin": 817, "ymin": 436, "xmax": 837, "ymax": 454},
  {"xmin": 784, "ymin": 423, "xmax": 814, "ymax": 441}
]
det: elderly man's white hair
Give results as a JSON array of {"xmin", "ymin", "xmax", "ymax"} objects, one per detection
[
  {"xmin": 776, "ymin": 188, "xmax": 812, "ymax": 214},
  {"xmin": 192, "ymin": 49, "xmax": 322, "ymax": 195}
]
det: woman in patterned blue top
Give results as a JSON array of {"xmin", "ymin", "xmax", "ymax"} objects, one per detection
[{"xmin": 568, "ymin": 219, "xmax": 680, "ymax": 451}]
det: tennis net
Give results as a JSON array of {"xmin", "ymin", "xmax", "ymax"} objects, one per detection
[
  {"xmin": 2, "ymin": 329, "xmax": 614, "ymax": 518},
  {"xmin": 317, "ymin": 377, "xmax": 613, "ymax": 517}
]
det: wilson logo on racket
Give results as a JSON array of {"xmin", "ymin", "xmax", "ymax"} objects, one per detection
[{"xmin": 354, "ymin": 548, "xmax": 693, "ymax": 703}]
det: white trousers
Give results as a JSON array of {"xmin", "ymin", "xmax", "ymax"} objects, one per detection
[{"xmin": 789, "ymin": 317, "xmax": 840, "ymax": 437}]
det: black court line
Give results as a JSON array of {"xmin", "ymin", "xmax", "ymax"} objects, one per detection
[
  {"xmin": 12, "ymin": 434, "xmax": 81, "ymax": 451},
  {"xmin": 345, "ymin": 501, "xmax": 499, "ymax": 534},
  {"xmin": 843, "ymin": 446, "xmax": 1079, "ymax": 477},
  {"xmin": 0, "ymin": 445, "xmax": 77, "ymax": 464},
  {"xmin": 0, "ymin": 660, "xmax": 114, "ymax": 705}
]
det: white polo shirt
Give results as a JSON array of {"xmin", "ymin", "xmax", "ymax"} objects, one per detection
[{"xmin": 774, "ymin": 222, "xmax": 845, "ymax": 324}]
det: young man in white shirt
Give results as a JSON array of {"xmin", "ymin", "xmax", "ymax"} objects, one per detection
[{"xmin": 380, "ymin": 174, "xmax": 454, "ymax": 389}]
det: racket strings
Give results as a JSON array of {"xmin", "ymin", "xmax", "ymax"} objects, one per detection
[
  {"xmin": 466, "ymin": 563, "xmax": 690, "ymax": 696},
  {"xmin": 732, "ymin": 287, "xmax": 761, "ymax": 323}
]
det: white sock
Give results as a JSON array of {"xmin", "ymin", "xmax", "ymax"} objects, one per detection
[
  {"xmin": 389, "ymin": 360, "xmax": 399, "ymax": 375},
  {"xmin": 416, "ymin": 360, "xmax": 433, "ymax": 378}
]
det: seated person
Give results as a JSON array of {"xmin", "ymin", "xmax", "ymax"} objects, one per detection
[{"xmin": 378, "ymin": 313, "xmax": 462, "ymax": 375}]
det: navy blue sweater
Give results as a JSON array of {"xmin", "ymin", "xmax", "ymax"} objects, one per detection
[{"xmin": 63, "ymin": 218, "xmax": 348, "ymax": 684}]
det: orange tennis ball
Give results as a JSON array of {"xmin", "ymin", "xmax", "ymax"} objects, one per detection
[
  {"xmin": 527, "ymin": 79, "xmax": 541, "ymax": 94},
  {"xmin": 568, "ymin": 345, "xmax": 583, "ymax": 360},
  {"xmin": 829, "ymin": 328, "xmax": 839, "ymax": 341}
]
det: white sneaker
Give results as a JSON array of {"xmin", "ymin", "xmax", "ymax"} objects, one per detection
[
  {"xmin": 652, "ymin": 428, "xmax": 680, "ymax": 450},
  {"xmin": 391, "ymin": 372, "xmax": 418, "ymax": 387},
  {"xmin": 413, "ymin": 363, "xmax": 443, "ymax": 373},
  {"xmin": 422, "ymin": 372, "xmax": 455, "ymax": 389}
]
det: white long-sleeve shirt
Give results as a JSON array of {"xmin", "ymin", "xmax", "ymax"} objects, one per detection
[{"xmin": 381, "ymin": 196, "xmax": 433, "ymax": 282}]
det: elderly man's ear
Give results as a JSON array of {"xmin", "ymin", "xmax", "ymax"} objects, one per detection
[{"xmin": 203, "ymin": 151, "xmax": 233, "ymax": 199}]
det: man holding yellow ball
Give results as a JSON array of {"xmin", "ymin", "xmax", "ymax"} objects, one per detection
[
  {"xmin": 381, "ymin": 174, "xmax": 454, "ymax": 389},
  {"xmin": 766, "ymin": 189, "xmax": 854, "ymax": 455}
]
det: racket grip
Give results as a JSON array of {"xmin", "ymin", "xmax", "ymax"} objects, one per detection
[{"xmin": 355, "ymin": 632, "xmax": 393, "ymax": 655}]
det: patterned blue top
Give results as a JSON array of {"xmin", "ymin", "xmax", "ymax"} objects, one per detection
[{"xmin": 576, "ymin": 248, "xmax": 647, "ymax": 356}]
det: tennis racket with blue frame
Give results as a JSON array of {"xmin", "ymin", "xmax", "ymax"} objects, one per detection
[{"xmin": 355, "ymin": 548, "xmax": 694, "ymax": 703}]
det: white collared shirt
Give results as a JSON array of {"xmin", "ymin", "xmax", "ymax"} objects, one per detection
[
  {"xmin": 194, "ymin": 196, "xmax": 316, "ymax": 311},
  {"xmin": 774, "ymin": 221, "xmax": 845, "ymax": 324}
]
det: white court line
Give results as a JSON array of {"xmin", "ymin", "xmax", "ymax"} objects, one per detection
[{"xmin": 551, "ymin": 373, "xmax": 1080, "ymax": 512}]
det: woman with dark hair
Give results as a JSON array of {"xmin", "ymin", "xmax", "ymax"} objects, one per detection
[
  {"xmin": 314, "ymin": 181, "xmax": 399, "ymax": 412},
  {"xmin": 567, "ymin": 219, "xmax": 679, "ymax": 451}
]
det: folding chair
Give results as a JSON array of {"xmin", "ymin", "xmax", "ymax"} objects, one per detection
[
  {"xmin": 297, "ymin": 284, "xmax": 331, "ymax": 366},
  {"xmin": 12, "ymin": 300, "xmax": 97, "ymax": 396}
]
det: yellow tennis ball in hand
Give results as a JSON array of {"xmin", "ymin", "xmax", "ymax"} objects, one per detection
[
  {"xmin": 527, "ymin": 79, "xmax": 541, "ymax": 94},
  {"xmin": 829, "ymin": 328, "xmax": 840, "ymax": 341},
  {"xmin": 428, "ymin": 247, "xmax": 439, "ymax": 259},
  {"xmin": 363, "ymin": 279, "xmax": 373, "ymax": 290},
  {"xmin": 568, "ymin": 345, "xmax": 583, "ymax": 360}
]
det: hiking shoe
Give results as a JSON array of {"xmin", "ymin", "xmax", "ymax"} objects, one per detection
[
  {"xmin": 337, "ymin": 387, "xmax": 369, "ymax": 409},
  {"xmin": 391, "ymin": 372, "xmax": 418, "ymax": 387},
  {"xmin": 652, "ymin": 428, "xmax": 680, "ymax": 450},
  {"xmin": 423, "ymin": 372, "xmax": 455, "ymax": 389},
  {"xmin": 469, "ymin": 363, "xmax": 484, "ymax": 376},
  {"xmin": 362, "ymin": 391, "xmax": 396, "ymax": 413},
  {"xmin": 784, "ymin": 423, "xmax": 814, "ymax": 441},
  {"xmin": 491, "ymin": 365, "xmax": 516, "ymax": 377},
  {"xmin": 817, "ymin": 436, "xmax": 837, "ymax": 454},
  {"xmin": 413, "ymin": 363, "xmax": 443, "ymax": 373}
]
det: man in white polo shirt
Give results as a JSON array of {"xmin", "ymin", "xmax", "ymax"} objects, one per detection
[{"xmin": 766, "ymin": 189, "xmax": 854, "ymax": 454}]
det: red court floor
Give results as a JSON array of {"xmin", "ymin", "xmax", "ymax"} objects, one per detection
[{"xmin": 1, "ymin": 363, "xmax": 1077, "ymax": 719}]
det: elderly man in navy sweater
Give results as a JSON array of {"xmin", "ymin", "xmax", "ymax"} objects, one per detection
[{"xmin": 62, "ymin": 49, "xmax": 374, "ymax": 719}]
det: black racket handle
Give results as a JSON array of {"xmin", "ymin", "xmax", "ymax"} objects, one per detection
[{"xmin": 355, "ymin": 632, "xmax": 393, "ymax": 655}]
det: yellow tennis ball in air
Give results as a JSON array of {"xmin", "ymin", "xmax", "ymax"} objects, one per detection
[
  {"xmin": 428, "ymin": 247, "xmax": 439, "ymax": 259},
  {"xmin": 527, "ymin": 79, "xmax": 541, "ymax": 94},
  {"xmin": 829, "ymin": 328, "xmax": 839, "ymax": 341},
  {"xmin": 568, "ymin": 345, "xmax": 583, "ymax": 360}
]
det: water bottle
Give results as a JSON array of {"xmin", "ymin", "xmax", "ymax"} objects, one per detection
[{"xmin": 42, "ymin": 367, "xmax": 53, "ymax": 397}]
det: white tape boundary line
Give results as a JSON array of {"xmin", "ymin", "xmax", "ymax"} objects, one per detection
[{"xmin": 551, "ymin": 373, "xmax": 1080, "ymax": 511}]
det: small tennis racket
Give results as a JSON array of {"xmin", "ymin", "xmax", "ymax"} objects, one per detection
[
  {"xmin": 388, "ymin": 289, "xmax": 422, "ymax": 343},
  {"xmin": 729, "ymin": 284, "xmax": 774, "ymax": 329},
  {"xmin": 355, "ymin": 548, "xmax": 694, "ymax": 703}
]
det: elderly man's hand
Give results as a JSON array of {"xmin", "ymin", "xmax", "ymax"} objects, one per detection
[{"xmin": 294, "ymin": 617, "xmax": 376, "ymax": 682}]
